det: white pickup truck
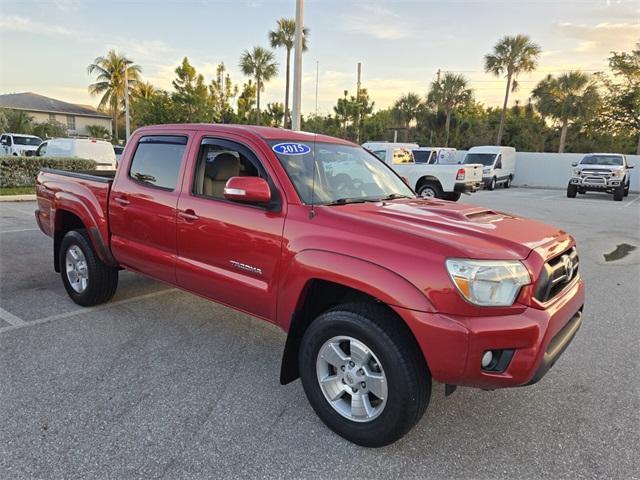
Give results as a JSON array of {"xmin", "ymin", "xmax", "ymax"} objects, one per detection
[{"xmin": 362, "ymin": 142, "xmax": 482, "ymax": 201}]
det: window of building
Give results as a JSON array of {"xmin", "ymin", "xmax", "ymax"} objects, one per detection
[
  {"xmin": 129, "ymin": 136, "xmax": 187, "ymax": 190},
  {"xmin": 66, "ymin": 115, "xmax": 76, "ymax": 130},
  {"xmin": 49, "ymin": 113, "xmax": 56, "ymax": 122}
]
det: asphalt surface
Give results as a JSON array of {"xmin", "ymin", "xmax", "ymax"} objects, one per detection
[{"xmin": 1, "ymin": 189, "xmax": 639, "ymax": 479}]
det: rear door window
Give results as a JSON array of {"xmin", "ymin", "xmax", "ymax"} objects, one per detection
[{"xmin": 129, "ymin": 136, "xmax": 187, "ymax": 190}]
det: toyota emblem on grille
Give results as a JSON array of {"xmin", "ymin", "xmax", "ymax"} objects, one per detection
[{"xmin": 562, "ymin": 254, "xmax": 574, "ymax": 280}]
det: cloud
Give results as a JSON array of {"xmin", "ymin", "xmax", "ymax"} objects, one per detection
[
  {"xmin": 0, "ymin": 15, "xmax": 75, "ymax": 37},
  {"xmin": 554, "ymin": 22, "xmax": 640, "ymax": 54},
  {"xmin": 340, "ymin": 3, "xmax": 417, "ymax": 40}
]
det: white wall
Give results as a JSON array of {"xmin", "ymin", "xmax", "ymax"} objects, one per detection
[{"xmin": 455, "ymin": 151, "xmax": 640, "ymax": 192}]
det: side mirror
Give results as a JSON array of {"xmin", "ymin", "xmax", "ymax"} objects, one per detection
[
  {"xmin": 571, "ymin": 162, "xmax": 578, "ymax": 167},
  {"xmin": 224, "ymin": 176, "xmax": 271, "ymax": 204},
  {"xmin": 628, "ymin": 164, "xmax": 634, "ymax": 169}
]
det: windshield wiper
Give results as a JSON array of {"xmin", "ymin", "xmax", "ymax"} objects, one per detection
[
  {"xmin": 379, "ymin": 193, "xmax": 413, "ymax": 201},
  {"xmin": 326, "ymin": 197, "xmax": 369, "ymax": 206}
]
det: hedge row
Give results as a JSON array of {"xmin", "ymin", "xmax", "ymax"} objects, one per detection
[{"xmin": 0, "ymin": 156, "xmax": 97, "ymax": 188}]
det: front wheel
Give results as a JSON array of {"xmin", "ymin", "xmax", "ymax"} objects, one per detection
[
  {"xmin": 60, "ymin": 229, "xmax": 118, "ymax": 306},
  {"xmin": 613, "ymin": 185, "xmax": 624, "ymax": 201},
  {"xmin": 487, "ymin": 177, "xmax": 496, "ymax": 191},
  {"xmin": 624, "ymin": 183, "xmax": 629, "ymax": 197},
  {"xmin": 299, "ymin": 302, "xmax": 431, "ymax": 447},
  {"xmin": 567, "ymin": 184, "xmax": 577, "ymax": 198}
]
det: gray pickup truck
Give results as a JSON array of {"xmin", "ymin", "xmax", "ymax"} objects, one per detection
[{"xmin": 567, "ymin": 153, "xmax": 634, "ymax": 201}]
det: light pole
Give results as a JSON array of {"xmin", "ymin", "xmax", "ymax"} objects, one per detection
[
  {"xmin": 291, "ymin": 0, "xmax": 304, "ymax": 130},
  {"xmin": 124, "ymin": 63, "xmax": 131, "ymax": 143}
]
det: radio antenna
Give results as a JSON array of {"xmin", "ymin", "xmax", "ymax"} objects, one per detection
[{"xmin": 309, "ymin": 134, "xmax": 317, "ymax": 219}]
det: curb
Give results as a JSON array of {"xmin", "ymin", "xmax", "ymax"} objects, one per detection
[{"xmin": 0, "ymin": 194, "xmax": 37, "ymax": 202}]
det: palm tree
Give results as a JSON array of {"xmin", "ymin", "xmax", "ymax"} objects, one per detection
[
  {"xmin": 239, "ymin": 47, "xmax": 278, "ymax": 125},
  {"xmin": 532, "ymin": 71, "xmax": 600, "ymax": 152},
  {"xmin": 269, "ymin": 18, "xmax": 309, "ymax": 128},
  {"xmin": 427, "ymin": 73, "xmax": 472, "ymax": 146},
  {"xmin": 134, "ymin": 81, "xmax": 156, "ymax": 99},
  {"xmin": 485, "ymin": 35, "xmax": 541, "ymax": 145},
  {"xmin": 87, "ymin": 50, "xmax": 141, "ymax": 142},
  {"xmin": 392, "ymin": 93, "xmax": 423, "ymax": 140}
]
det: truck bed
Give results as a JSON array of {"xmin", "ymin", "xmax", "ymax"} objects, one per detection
[{"xmin": 35, "ymin": 168, "xmax": 115, "ymax": 242}]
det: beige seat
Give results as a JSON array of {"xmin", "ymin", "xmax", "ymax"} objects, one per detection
[{"xmin": 204, "ymin": 153, "xmax": 240, "ymax": 198}]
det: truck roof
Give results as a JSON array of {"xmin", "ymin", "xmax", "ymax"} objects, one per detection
[{"xmin": 133, "ymin": 124, "xmax": 356, "ymax": 146}]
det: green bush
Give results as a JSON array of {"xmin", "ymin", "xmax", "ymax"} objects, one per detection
[{"xmin": 0, "ymin": 156, "xmax": 97, "ymax": 188}]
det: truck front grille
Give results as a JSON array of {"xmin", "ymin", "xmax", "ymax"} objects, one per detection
[{"xmin": 534, "ymin": 247, "xmax": 580, "ymax": 302}]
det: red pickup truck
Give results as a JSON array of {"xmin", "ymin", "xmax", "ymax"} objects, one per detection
[{"xmin": 35, "ymin": 124, "xmax": 584, "ymax": 447}]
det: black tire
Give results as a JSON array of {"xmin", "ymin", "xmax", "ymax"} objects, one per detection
[
  {"xmin": 443, "ymin": 192, "xmax": 461, "ymax": 202},
  {"xmin": 567, "ymin": 184, "xmax": 577, "ymax": 198},
  {"xmin": 487, "ymin": 177, "xmax": 496, "ymax": 191},
  {"xmin": 624, "ymin": 183, "xmax": 629, "ymax": 197},
  {"xmin": 299, "ymin": 302, "xmax": 431, "ymax": 447},
  {"xmin": 417, "ymin": 182, "xmax": 443, "ymax": 199},
  {"xmin": 504, "ymin": 176, "xmax": 512, "ymax": 188},
  {"xmin": 613, "ymin": 185, "xmax": 624, "ymax": 201},
  {"xmin": 59, "ymin": 229, "xmax": 118, "ymax": 306}
]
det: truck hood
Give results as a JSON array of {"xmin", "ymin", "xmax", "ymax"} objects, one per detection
[
  {"xmin": 322, "ymin": 198, "xmax": 568, "ymax": 260},
  {"xmin": 578, "ymin": 164, "xmax": 623, "ymax": 171}
]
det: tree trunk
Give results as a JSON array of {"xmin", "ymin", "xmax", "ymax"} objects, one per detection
[
  {"xmin": 256, "ymin": 79, "xmax": 261, "ymax": 125},
  {"xmin": 558, "ymin": 119, "xmax": 568, "ymax": 153},
  {"xmin": 284, "ymin": 48, "xmax": 291, "ymax": 129},
  {"xmin": 496, "ymin": 73, "xmax": 512, "ymax": 146},
  {"xmin": 444, "ymin": 110, "xmax": 452, "ymax": 147},
  {"xmin": 113, "ymin": 96, "xmax": 119, "ymax": 143},
  {"xmin": 637, "ymin": 132, "xmax": 640, "ymax": 155}
]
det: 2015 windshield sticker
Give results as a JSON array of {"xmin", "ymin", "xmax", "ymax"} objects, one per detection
[{"xmin": 272, "ymin": 142, "xmax": 311, "ymax": 155}]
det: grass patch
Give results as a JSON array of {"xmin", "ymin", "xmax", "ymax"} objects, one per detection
[{"xmin": 0, "ymin": 186, "xmax": 36, "ymax": 196}]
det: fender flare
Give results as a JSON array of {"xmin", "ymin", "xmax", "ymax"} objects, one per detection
[{"xmin": 53, "ymin": 191, "xmax": 117, "ymax": 268}]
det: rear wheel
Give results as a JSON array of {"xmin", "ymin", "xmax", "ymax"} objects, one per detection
[
  {"xmin": 567, "ymin": 184, "xmax": 577, "ymax": 198},
  {"xmin": 60, "ymin": 229, "xmax": 118, "ymax": 306},
  {"xmin": 417, "ymin": 182, "xmax": 443, "ymax": 199},
  {"xmin": 504, "ymin": 176, "xmax": 512, "ymax": 188},
  {"xmin": 299, "ymin": 302, "xmax": 431, "ymax": 447},
  {"xmin": 613, "ymin": 185, "xmax": 624, "ymax": 201}
]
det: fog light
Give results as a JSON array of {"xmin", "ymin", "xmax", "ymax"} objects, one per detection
[{"xmin": 481, "ymin": 351, "xmax": 493, "ymax": 368}]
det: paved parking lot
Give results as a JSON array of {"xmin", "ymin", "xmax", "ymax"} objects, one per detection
[{"xmin": 1, "ymin": 189, "xmax": 638, "ymax": 479}]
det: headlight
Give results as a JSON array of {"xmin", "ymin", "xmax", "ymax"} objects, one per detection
[
  {"xmin": 611, "ymin": 170, "xmax": 623, "ymax": 178},
  {"xmin": 572, "ymin": 168, "xmax": 581, "ymax": 176},
  {"xmin": 445, "ymin": 259, "xmax": 531, "ymax": 306}
]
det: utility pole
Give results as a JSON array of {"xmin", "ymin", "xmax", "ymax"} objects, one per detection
[
  {"xmin": 291, "ymin": 0, "xmax": 304, "ymax": 130},
  {"xmin": 314, "ymin": 60, "xmax": 319, "ymax": 117},
  {"xmin": 124, "ymin": 64, "xmax": 130, "ymax": 142},
  {"xmin": 356, "ymin": 62, "xmax": 361, "ymax": 144}
]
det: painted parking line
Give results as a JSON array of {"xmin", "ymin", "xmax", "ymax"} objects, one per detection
[
  {"xmin": 0, "ymin": 228, "xmax": 40, "ymax": 234},
  {"xmin": 0, "ymin": 288, "xmax": 177, "ymax": 335},
  {"xmin": 0, "ymin": 307, "xmax": 27, "ymax": 326},
  {"xmin": 621, "ymin": 195, "xmax": 640, "ymax": 208}
]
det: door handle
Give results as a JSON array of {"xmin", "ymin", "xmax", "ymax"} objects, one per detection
[
  {"xmin": 114, "ymin": 196, "xmax": 130, "ymax": 206},
  {"xmin": 178, "ymin": 209, "xmax": 199, "ymax": 222}
]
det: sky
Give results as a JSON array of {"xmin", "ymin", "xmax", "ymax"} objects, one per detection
[{"xmin": 0, "ymin": 0, "xmax": 638, "ymax": 115}]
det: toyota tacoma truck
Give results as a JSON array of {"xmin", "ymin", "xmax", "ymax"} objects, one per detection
[
  {"xmin": 35, "ymin": 124, "xmax": 584, "ymax": 447},
  {"xmin": 567, "ymin": 153, "xmax": 634, "ymax": 201}
]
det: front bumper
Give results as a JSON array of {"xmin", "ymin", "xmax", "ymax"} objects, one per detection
[
  {"xmin": 395, "ymin": 277, "xmax": 585, "ymax": 389},
  {"xmin": 570, "ymin": 176, "xmax": 623, "ymax": 189}
]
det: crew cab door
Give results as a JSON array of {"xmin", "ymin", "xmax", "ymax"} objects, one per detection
[
  {"xmin": 109, "ymin": 133, "xmax": 191, "ymax": 283},
  {"xmin": 175, "ymin": 134, "xmax": 286, "ymax": 320}
]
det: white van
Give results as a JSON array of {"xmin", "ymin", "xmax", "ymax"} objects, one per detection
[
  {"xmin": 413, "ymin": 147, "xmax": 458, "ymax": 165},
  {"xmin": 36, "ymin": 138, "xmax": 116, "ymax": 170},
  {"xmin": 1, "ymin": 133, "xmax": 42, "ymax": 156},
  {"xmin": 463, "ymin": 146, "xmax": 516, "ymax": 190}
]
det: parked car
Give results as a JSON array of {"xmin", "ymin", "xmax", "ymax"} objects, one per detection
[
  {"xmin": 567, "ymin": 153, "xmax": 633, "ymax": 201},
  {"xmin": 36, "ymin": 138, "xmax": 116, "ymax": 170},
  {"xmin": 35, "ymin": 124, "xmax": 584, "ymax": 447},
  {"xmin": 0, "ymin": 133, "xmax": 42, "ymax": 156},
  {"xmin": 362, "ymin": 141, "xmax": 482, "ymax": 201},
  {"xmin": 463, "ymin": 146, "xmax": 516, "ymax": 190},
  {"xmin": 413, "ymin": 147, "xmax": 458, "ymax": 165}
]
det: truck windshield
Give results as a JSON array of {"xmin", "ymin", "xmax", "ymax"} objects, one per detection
[
  {"xmin": 580, "ymin": 155, "xmax": 623, "ymax": 166},
  {"xmin": 463, "ymin": 153, "xmax": 496, "ymax": 166},
  {"xmin": 13, "ymin": 136, "xmax": 42, "ymax": 146},
  {"xmin": 270, "ymin": 140, "xmax": 415, "ymax": 205}
]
